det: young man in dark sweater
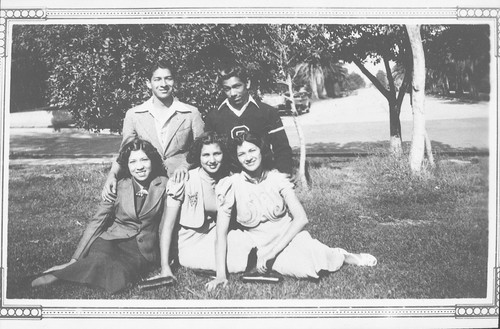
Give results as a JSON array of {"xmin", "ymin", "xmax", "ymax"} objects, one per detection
[{"xmin": 205, "ymin": 65, "xmax": 294, "ymax": 175}]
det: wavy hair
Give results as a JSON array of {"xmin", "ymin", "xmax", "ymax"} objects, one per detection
[
  {"xmin": 228, "ymin": 132, "xmax": 274, "ymax": 173},
  {"xmin": 217, "ymin": 64, "xmax": 249, "ymax": 85},
  {"xmin": 187, "ymin": 131, "xmax": 230, "ymax": 176},
  {"xmin": 147, "ymin": 59, "xmax": 177, "ymax": 80},
  {"xmin": 116, "ymin": 138, "xmax": 164, "ymax": 179}
]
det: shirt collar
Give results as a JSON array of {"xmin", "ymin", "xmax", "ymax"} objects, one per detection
[
  {"xmin": 133, "ymin": 97, "xmax": 193, "ymax": 114},
  {"xmin": 218, "ymin": 95, "xmax": 259, "ymax": 114}
]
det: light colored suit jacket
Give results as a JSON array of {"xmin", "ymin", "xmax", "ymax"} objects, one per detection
[
  {"xmin": 121, "ymin": 97, "xmax": 205, "ymax": 177},
  {"xmin": 72, "ymin": 176, "xmax": 168, "ymax": 263}
]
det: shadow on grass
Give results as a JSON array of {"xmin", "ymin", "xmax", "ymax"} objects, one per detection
[
  {"xmin": 294, "ymin": 140, "xmax": 488, "ymax": 154},
  {"xmin": 430, "ymin": 93, "xmax": 489, "ymax": 104},
  {"xmin": 9, "ymin": 129, "xmax": 122, "ymax": 156}
]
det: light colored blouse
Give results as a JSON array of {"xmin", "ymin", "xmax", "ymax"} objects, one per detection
[
  {"xmin": 216, "ymin": 169, "xmax": 295, "ymax": 228},
  {"xmin": 167, "ymin": 168, "xmax": 217, "ymax": 228}
]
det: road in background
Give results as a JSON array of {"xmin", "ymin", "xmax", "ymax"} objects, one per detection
[
  {"xmin": 8, "ymin": 87, "xmax": 492, "ymax": 161},
  {"xmin": 282, "ymin": 88, "xmax": 490, "ymax": 152}
]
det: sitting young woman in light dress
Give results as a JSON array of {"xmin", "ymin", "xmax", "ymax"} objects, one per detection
[
  {"xmin": 154, "ymin": 132, "xmax": 254, "ymax": 280},
  {"xmin": 206, "ymin": 132, "xmax": 377, "ymax": 290},
  {"xmin": 31, "ymin": 138, "xmax": 177, "ymax": 294}
]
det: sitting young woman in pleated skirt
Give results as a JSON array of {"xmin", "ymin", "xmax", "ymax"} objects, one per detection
[{"xmin": 31, "ymin": 138, "xmax": 176, "ymax": 294}]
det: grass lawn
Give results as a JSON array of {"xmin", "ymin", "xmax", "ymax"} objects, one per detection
[{"xmin": 6, "ymin": 154, "xmax": 489, "ymax": 300}]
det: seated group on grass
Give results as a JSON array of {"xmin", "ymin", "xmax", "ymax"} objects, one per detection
[{"xmin": 31, "ymin": 132, "xmax": 377, "ymax": 294}]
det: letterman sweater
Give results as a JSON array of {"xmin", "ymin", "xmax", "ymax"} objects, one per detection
[{"xmin": 205, "ymin": 99, "xmax": 293, "ymax": 174}]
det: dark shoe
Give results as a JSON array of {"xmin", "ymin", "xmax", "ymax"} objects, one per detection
[
  {"xmin": 191, "ymin": 269, "xmax": 217, "ymax": 279},
  {"xmin": 137, "ymin": 276, "xmax": 175, "ymax": 291}
]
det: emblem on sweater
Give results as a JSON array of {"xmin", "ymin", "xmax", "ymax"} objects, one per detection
[
  {"xmin": 231, "ymin": 125, "xmax": 250, "ymax": 139},
  {"xmin": 187, "ymin": 192, "xmax": 198, "ymax": 207}
]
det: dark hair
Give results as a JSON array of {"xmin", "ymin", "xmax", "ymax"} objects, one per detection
[
  {"xmin": 116, "ymin": 138, "xmax": 164, "ymax": 179},
  {"xmin": 217, "ymin": 64, "xmax": 249, "ymax": 85},
  {"xmin": 187, "ymin": 131, "xmax": 229, "ymax": 176},
  {"xmin": 229, "ymin": 132, "xmax": 274, "ymax": 173},
  {"xmin": 147, "ymin": 59, "xmax": 177, "ymax": 80}
]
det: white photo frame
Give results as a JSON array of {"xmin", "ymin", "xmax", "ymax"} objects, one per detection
[{"xmin": 0, "ymin": 2, "xmax": 498, "ymax": 328}]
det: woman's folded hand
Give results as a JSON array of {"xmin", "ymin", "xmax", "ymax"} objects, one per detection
[
  {"xmin": 256, "ymin": 247, "xmax": 276, "ymax": 273},
  {"xmin": 205, "ymin": 277, "xmax": 228, "ymax": 291}
]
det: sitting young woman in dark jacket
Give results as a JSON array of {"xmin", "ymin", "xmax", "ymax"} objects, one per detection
[{"xmin": 31, "ymin": 138, "xmax": 177, "ymax": 294}]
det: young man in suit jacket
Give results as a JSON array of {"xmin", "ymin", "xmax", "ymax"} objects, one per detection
[{"xmin": 102, "ymin": 60, "xmax": 205, "ymax": 202}]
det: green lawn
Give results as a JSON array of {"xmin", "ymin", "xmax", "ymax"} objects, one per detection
[{"xmin": 6, "ymin": 154, "xmax": 489, "ymax": 299}]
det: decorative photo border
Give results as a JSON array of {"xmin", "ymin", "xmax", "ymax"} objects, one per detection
[{"xmin": 0, "ymin": 5, "xmax": 498, "ymax": 327}]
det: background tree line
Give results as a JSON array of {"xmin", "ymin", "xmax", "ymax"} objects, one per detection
[
  {"xmin": 12, "ymin": 24, "xmax": 489, "ymax": 118},
  {"xmin": 10, "ymin": 23, "xmax": 490, "ymax": 175}
]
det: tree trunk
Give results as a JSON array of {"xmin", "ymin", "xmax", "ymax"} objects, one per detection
[
  {"xmin": 424, "ymin": 131, "xmax": 435, "ymax": 166},
  {"xmin": 385, "ymin": 57, "xmax": 403, "ymax": 154},
  {"xmin": 389, "ymin": 100, "xmax": 402, "ymax": 153},
  {"xmin": 407, "ymin": 24, "xmax": 433, "ymax": 173},
  {"xmin": 353, "ymin": 57, "xmax": 403, "ymax": 154},
  {"xmin": 443, "ymin": 75, "xmax": 450, "ymax": 96},
  {"xmin": 286, "ymin": 73, "xmax": 309, "ymax": 189}
]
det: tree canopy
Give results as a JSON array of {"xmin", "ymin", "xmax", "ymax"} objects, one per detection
[
  {"xmin": 10, "ymin": 23, "xmax": 490, "ymax": 133},
  {"xmin": 423, "ymin": 24, "xmax": 490, "ymax": 99}
]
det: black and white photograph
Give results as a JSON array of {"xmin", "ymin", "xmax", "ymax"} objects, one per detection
[{"xmin": 0, "ymin": 1, "xmax": 498, "ymax": 328}]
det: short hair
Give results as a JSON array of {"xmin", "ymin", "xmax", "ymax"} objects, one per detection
[
  {"xmin": 187, "ymin": 131, "xmax": 230, "ymax": 176},
  {"xmin": 229, "ymin": 132, "xmax": 274, "ymax": 173},
  {"xmin": 116, "ymin": 138, "xmax": 164, "ymax": 179},
  {"xmin": 217, "ymin": 64, "xmax": 249, "ymax": 85},
  {"xmin": 147, "ymin": 59, "xmax": 177, "ymax": 80}
]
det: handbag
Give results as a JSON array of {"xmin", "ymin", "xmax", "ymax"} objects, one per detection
[
  {"xmin": 137, "ymin": 275, "xmax": 175, "ymax": 290},
  {"xmin": 240, "ymin": 247, "xmax": 283, "ymax": 283}
]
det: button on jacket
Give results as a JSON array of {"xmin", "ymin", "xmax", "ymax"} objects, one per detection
[{"xmin": 71, "ymin": 176, "xmax": 168, "ymax": 263}]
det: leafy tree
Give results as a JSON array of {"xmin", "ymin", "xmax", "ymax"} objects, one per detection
[
  {"xmin": 343, "ymin": 71, "xmax": 366, "ymax": 92},
  {"xmin": 326, "ymin": 24, "xmax": 412, "ymax": 154},
  {"xmin": 375, "ymin": 70, "xmax": 388, "ymax": 90},
  {"xmin": 295, "ymin": 60, "xmax": 347, "ymax": 98},
  {"xmin": 10, "ymin": 25, "xmax": 52, "ymax": 112},
  {"xmin": 263, "ymin": 24, "xmax": 335, "ymax": 188},
  {"xmin": 11, "ymin": 24, "xmax": 281, "ymax": 131},
  {"xmin": 423, "ymin": 25, "xmax": 490, "ymax": 100},
  {"xmin": 13, "ymin": 24, "xmax": 352, "ymax": 186}
]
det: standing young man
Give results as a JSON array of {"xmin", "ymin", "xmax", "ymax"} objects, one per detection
[
  {"xmin": 205, "ymin": 65, "xmax": 294, "ymax": 175},
  {"xmin": 102, "ymin": 60, "xmax": 205, "ymax": 201}
]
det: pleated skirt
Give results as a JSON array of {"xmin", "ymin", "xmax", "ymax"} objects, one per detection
[{"xmin": 53, "ymin": 237, "xmax": 153, "ymax": 294}]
